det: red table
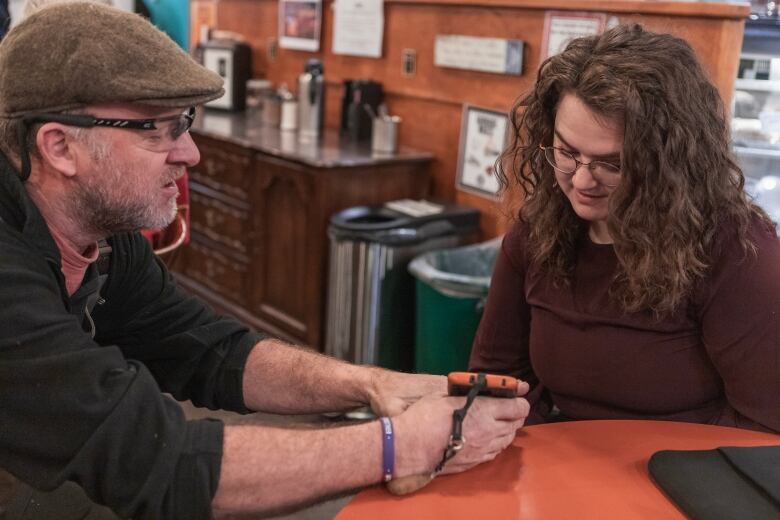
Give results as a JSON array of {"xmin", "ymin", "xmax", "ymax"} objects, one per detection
[{"xmin": 336, "ymin": 420, "xmax": 779, "ymax": 519}]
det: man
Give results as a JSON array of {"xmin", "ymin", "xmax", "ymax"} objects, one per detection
[{"xmin": 0, "ymin": 3, "xmax": 529, "ymax": 519}]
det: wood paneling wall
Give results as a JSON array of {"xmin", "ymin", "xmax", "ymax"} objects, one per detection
[{"xmin": 193, "ymin": 0, "xmax": 749, "ymax": 237}]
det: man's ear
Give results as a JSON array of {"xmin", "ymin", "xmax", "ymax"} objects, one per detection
[{"xmin": 35, "ymin": 123, "xmax": 80, "ymax": 177}]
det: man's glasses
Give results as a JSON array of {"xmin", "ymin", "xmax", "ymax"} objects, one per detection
[
  {"xmin": 22, "ymin": 106, "xmax": 196, "ymax": 153},
  {"xmin": 15, "ymin": 106, "xmax": 196, "ymax": 180},
  {"xmin": 539, "ymin": 145, "xmax": 621, "ymax": 188}
]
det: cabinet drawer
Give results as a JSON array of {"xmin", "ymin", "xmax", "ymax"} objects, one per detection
[
  {"xmin": 190, "ymin": 136, "xmax": 252, "ymax": 200},
  {"xmin": 181, "ymin": 236, "xmax": 249, "ymax": 306},
  {"xmin": 189, "ymin": 190, "xmax": 251, "ymax": 254}
]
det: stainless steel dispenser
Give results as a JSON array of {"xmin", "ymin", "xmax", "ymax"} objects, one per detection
[
  {"xmin": 202, "ymin": 39, "xmax": 252, "ymax": 111},
  {"xmin": 298, "ymin": 59, "xmax": 325, "ymax": 139}
]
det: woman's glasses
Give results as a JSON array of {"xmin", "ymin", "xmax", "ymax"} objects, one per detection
[{"xmin": 539, "ymin": 145, "xmax": 621, "ymax": 188}]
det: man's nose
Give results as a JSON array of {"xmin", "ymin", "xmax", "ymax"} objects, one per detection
[{"xmin": 167, "ymin": 132, "xmax": 200, "ymax": 167}]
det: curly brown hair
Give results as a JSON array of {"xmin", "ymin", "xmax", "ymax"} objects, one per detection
[{"xmin": 498, "ymin": 23, "xmax": 774, "ymax": 315}]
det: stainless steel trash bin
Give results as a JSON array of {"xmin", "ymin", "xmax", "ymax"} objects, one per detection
[{"xmin": 325, "ymin": 201, "xmax": 479, "ymax": 371}]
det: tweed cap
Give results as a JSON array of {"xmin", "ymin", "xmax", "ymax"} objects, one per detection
[{"xmin": 0, "ymin": 2, "xmax": 224, "ymax": 118}]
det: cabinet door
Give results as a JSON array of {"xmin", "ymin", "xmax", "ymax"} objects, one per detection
[
  {"xmin": 189, "ymin": 183, "xmax": 252, "ymax": 255},
  {"xmin": 249, "ymin": 155, "xmax": 319, "ymax": 346},
  {"xmin": 180, "ymin": 235, "xmax": 251, "ymax": 306},
  {"xmin": 190, "ymin": 135, "xmax": 252, "ymax": 200}
]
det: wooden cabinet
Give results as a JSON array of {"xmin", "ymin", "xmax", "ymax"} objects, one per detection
[{"xmin": 173, "ymin": 123, "xmax": 431, "ymax": 350}]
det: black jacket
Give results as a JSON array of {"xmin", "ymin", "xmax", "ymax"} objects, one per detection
[
  {"xmin": 0, "ymin": 0, "xmax": 8, "ymax": 41},
  {"xmin": 0, "ymin": 153, "xmax": 263, "ymax": 518}
]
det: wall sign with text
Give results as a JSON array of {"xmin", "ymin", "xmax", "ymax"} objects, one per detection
[{"xmin": 434, "ymin": 34, "xmax": 524, "ymax": 76}]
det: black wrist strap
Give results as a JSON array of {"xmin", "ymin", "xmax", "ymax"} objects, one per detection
[{"xmin": 433, "ymin": 373, "xmax": 487, "ymax": 475}]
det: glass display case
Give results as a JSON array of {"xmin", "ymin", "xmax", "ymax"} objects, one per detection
[{"xmin": 732, "ymin": 14, "xmax": 780, "ymax": 223}]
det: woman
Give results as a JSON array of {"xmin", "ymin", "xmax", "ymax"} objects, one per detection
[{"xmin": 469, "ymin": 24, "xmax": 780, "ymax": 433}]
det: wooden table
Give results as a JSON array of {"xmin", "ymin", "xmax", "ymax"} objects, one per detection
[{"xmin": 336, "ymin": 420, "xmax": 779, "ymax": 519}]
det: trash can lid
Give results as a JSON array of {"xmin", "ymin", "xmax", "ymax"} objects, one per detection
[{"xmin": 328, "ymin": 202, "xmax": 479, "ymax": 245}]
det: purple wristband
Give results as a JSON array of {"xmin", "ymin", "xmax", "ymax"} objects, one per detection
[{"xmin": 380, "ymin": 417, "xmax": 394, "ymax": 482}]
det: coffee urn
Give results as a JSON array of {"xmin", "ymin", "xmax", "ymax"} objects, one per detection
[
  {"xmin": 341, "ymin": 80, "xmax": 384, "ymax": 142},
  {"xmin": 298, "ymin": 59, "xmax": 325, "ymax": 139}
]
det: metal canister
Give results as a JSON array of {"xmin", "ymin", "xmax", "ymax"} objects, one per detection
[{"xmin": 372, "ymin": 116, "xmax": 401, "ymax": 154}]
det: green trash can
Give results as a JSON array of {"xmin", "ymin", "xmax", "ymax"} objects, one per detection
[{"xmin": 408, "ymin": 238, "xmax": 502, "ymax": 375}]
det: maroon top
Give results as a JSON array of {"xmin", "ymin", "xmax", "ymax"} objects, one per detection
[{"xmin": 469, "ymin": 217, "xmax": 780, "ymax": 433}]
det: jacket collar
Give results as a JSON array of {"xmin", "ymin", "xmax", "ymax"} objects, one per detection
[{"xmin": 0, "ymin": 151, "xmax": 62, "ymax": 266}]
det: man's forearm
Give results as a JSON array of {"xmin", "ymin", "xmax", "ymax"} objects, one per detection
[
  {"xmin": 241, "ymin": 338, "xmax": 378, "ymax": 413},
  {"xmin": 212, "ymin": 419, "xmax": 424, "ymax": 515}
]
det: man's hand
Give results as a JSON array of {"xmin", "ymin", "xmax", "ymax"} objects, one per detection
[
  {"xmin": 392, "ymin": 392, "xmax": 530, "ymax": 479},
  {"xmin": 366, "ymin": 368, "xmax": 447, "ymax": 417}
]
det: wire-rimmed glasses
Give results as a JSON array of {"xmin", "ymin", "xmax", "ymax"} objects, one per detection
[{"xmin": 539, "ymin": 144, "xmax": 621, "ymax": 188}]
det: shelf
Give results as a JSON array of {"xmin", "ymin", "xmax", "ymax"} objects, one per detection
[
  {"xmin": 742, "ymin": 17, "xmax": 780, "ymax": 55},
  {"xmin": 746, "ymin": 16, "xmax": 780, "ymax": 30},
  {"xmin": 735, "ymin": 78, "xmax": 780, "ymax": 92},
  {"xmin": 734, "ymin": 144, "xmax": 780, "ymax": 158}
]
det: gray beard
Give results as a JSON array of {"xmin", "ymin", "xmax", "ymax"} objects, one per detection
[
  {"xmin": 72, "ymin": 184, "xmax": 177, "ymax": 236},
  {"xmin": 70, "ymin": 166, "xmax": 178, "ymax": 236}
]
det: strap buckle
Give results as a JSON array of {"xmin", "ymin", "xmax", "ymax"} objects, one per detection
[{"xmin": 448, "ymin": 435, "xmax": 465, "ymax": 451}]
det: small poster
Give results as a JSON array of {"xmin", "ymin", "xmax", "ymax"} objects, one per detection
[
  {"xmin": 456, "ymin": 105, "xmax": 509, "ymax": 198},
  {"xmin": 279, "ymin": 0, "xmax": 322, "ymax": 52},
  {"xmin": 332, "ymin": 0, "xmax": 384, "ymax": 58},
  {"xmin": 541, "ymin": 11, "xmax": 606, "ymax": 61}
]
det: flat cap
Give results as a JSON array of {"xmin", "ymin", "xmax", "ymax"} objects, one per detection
[{"xmin": 0, "ymin": 2, "xmax": 224, "ymax": 118}]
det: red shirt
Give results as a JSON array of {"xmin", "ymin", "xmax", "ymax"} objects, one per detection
[
  {"xmin": 47, "ymin": 221, "xmax": 98, "ymax": 296},
  {"xmin": 470, "ymin": 217, "xmax": 780, "ymax": 433}
]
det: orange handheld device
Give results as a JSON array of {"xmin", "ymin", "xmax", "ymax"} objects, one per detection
[{"xmin": 447, "ymin": 372, "xmax": 519, "ymax": 398}]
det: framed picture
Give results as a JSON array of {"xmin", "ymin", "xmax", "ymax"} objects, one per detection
[
  {"xmin": 456, "ymin": 104, "xmax": 509, "ymax": 198},
  {"xmin": 540, "ymin": 11, "xmax": 606, "ymax": 61},
  {"xmin": 278, "ymin": 0, "xmax": 322, "ymax": 52}
]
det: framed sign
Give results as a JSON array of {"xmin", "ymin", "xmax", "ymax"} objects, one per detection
[
  {"xmin": 540, "ymin": 11, "xmax": 606, "ymax": 61},
  {"xmin": 456, "ymin": 105, "xmax": 509, "ymax": 198}
]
